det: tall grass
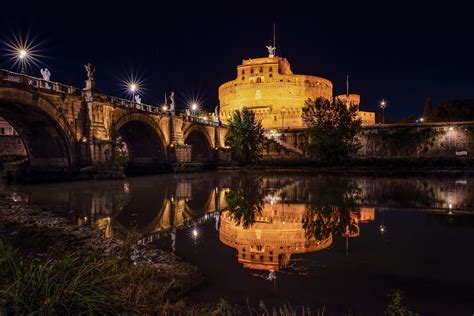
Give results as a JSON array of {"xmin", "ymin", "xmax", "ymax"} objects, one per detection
[{"xmin": 0, "ymin": 240, "xmax": 129, "ymax": 314}]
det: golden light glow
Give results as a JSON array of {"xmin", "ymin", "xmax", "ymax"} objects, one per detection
[
  {"xmin": 219, "ymin": 55, "xmax": 375, "ymax": 129},
  {"xmin": 4, "ymin": 32, "xmax": 43, "ymax": 73}
]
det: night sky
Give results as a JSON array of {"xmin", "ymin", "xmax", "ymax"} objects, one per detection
[{"xmin": 1, "ymin": 1, "xmax": 473, "ymax": 119}]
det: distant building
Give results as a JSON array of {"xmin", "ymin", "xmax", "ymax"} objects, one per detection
[
  {"xmin": 219, "ymin": 50, "xmax": 375, "ymax": 129},
  {"xmin": 336, "ymin": 94, "xmax": 375, "ymax": 126},
  {"xmin": 0, "ymin": 117, "xmax": 18, "ymax": 135},
  {"xmin": 0, "ymin": 117, "xmax": 26, "ymax": 157}
]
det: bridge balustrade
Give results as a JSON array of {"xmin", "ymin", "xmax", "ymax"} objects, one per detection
[{"xmin": 0, "ymin": 69, "xmax": 78, "ymax": 96}]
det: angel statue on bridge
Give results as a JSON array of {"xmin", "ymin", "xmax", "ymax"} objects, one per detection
[
  {"xmin": 134, "ymin": 95, "xmax": 142, "ymax": 104},
  {"xmin": 169, "ymin": 91, "xmax": 175, "ymax": 113},
  {"xmin": 84, "ymin": 63, "xmax": 95, "ymax": 81},
  {"xmin": 214, "ymin": 105, "xmax": 220, "ymax": 123},
  {"xmin": 40, "ymin": 68, "xmax": 51, "ymax": 81}
]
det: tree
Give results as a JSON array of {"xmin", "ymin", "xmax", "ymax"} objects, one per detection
[
  {"xmin": 302, "ymin": 97, "xmax": 362, "ymax": 163},
  {"xmin": 226, "ymin": 107, "xmax": 265, "ymax": 165},
  {"xmin": 423, "ymin": 97, "xmax": 433, "ymax": 121}
]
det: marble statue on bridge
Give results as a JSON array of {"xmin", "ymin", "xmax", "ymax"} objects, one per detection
[
  {"xmin": 169, "ymin": 91, "xmax": 175, "ymax": 114},
  {"xmin": 214, "ymin": 105, "xmax": 220, "ymax": 123},
  {"xmin": 40, "ymin": 68, "xmax": 51, "ymax": 81},
  {"xmin": 134, "ymin": 95, "xmax": 142, "ymax": 104},
  {"xmin": 84, "ymin": 63, "xmax": 95, "ymax": 81}
]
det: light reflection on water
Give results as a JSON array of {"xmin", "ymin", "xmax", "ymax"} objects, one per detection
[{"xmin": 1, "ymin": 172, "xmax": 474, "ymax": 314}]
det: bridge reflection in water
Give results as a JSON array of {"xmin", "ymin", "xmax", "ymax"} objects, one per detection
[{"xmin": 2, "ymin": 172, "xmax": 473, "ymax": 273}]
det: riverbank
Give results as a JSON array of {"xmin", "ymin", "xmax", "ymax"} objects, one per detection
[
  {"xmin": 0, "ymin": 199, "xmax": 238, "ymax": 314},
  {"xmin": 246, "ymin": 157, "xmax": 474, "ymax": 175}
]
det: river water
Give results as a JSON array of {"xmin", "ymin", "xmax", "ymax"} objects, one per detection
[{"xmin": 1, "ymin": 171, "xmax": 473, "ymax": 315}]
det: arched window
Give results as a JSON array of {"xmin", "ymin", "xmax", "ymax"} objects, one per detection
[
  {"xmin": 259, "ymin": 67, "xmax": 263, "ymax": 72},
  {"xmin": 269, "ymin": 67, "xmax": 273, "ymax": 72},
  {"xmin": 242, "ymin": 76, "xmax": 245, "ymax": 81},
  {"xmin": 256, "ymin": 77, "xmax": 262, "ymax": 83},
  {"xmin": 250, "ymin": 68, "xmax": 254, "ymax": 74},
  {"xmin": 241, "ymin": 69, "xmax": 245, "ymax": 75}
]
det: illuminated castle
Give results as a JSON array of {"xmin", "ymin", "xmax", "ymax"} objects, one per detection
[{"xmin": 218, "ymin": 48, "xmax": 375, "ymax": 129}]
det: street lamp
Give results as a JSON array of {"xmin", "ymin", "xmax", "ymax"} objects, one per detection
[
  {"xmin": 17, "ymin": 48, "xmax": 29, "ymax": 73},
  {"xmin": 379, "ymin": 100, "xmax": 387, "ymax": 124},
  {"xmin": 190, "ymin": 102, "xmax": 199, "ymax": 115},
  {"xmin": 129, "ymin": 83, "xmax": 138, "ymax": 102}
]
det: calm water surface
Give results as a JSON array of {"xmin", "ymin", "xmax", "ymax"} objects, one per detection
[{"xmin": 1, "ymin": 172, "xmax": 474, "ymax": 315}]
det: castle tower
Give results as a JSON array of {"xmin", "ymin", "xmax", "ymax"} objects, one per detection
[{"xmin": 218, "ymin": 48, "xmax": 333, "ymax": 130}]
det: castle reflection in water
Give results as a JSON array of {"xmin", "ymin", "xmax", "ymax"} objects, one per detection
[{"xmin": 1, "ymin": 173, "xmax": 473, "ymax": 272}]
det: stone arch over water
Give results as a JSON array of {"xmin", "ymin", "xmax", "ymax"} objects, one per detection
[{"xmin": 0, "ymin": 88, "xmax": 76, "ymax": 169}]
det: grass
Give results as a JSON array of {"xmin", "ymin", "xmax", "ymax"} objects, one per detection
[{"xmin": 0, "ymin": 239, "xmax": 210, "ymax": 315}]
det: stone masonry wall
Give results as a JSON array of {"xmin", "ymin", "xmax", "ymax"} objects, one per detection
[
  {"xmin": 358, "ymin": 122, "xmax": 474, "ymax": 158},
  {"xmin": 0, "ymin": 135, "xmax": 27, "ymax": 156}
]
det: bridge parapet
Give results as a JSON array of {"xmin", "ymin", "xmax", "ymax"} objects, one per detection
[{"xmin": 0, "ymin": 69, "xmax": 79, "ymax": 96}]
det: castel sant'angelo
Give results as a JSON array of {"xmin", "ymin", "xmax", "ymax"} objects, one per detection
[{"xmin": 218, "ymin": 46, "xmax": 375, "ymax": 129}]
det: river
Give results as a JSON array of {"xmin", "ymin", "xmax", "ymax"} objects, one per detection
[{"xmin": 1, "ymin": 171, "xmax": 473, "ymax": 314}]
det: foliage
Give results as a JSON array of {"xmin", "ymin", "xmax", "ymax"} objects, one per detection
[
  {"xmin": 0, "ymin": 238, "xmax": 201, "ymax": 315},
  {"xmin": 423, "ymin": 96, "xmax": 433, "ymax": 121},
  {"xmin": 302, "ymin": 97, "xmax": 362, "ymax": 163},
  {"xmin": 226, "ymin": 108, "xmax": 265, "ymax": 165},
  {"xmin": 430, "ymin": 99, "xmax": 474, "ymax": 122},
  {"xmin": 0, "ymin": 240, "xmax": 126, "ymax": 314},
  {"xmin": 114, "ymin": 136, "xmax": 130, "ymax": 167},
  {"xmin": 224, "ymin": 174, "xmax": 265, "ymax": 229},
  {"xmin": 384, "ymin": 290, "xmax": 419, "ymax": 316}
]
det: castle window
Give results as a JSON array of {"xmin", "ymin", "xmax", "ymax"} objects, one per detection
[
  {"xmin": 269, "ymin": 67, "xmax": 273, "ymax": 72},
  {"xmin": 241, "ymin": 69, "xmax": 245, "ymax": 75},
  {"xmin": 250, "ymin": 68, "xmax": 254, "ymax": 74},
  {"xmin": 259, "ymin": 67, "xmax": 263, "ymax": 72},
  {"xmin": 242, "ymin": 76, "xmax": 245, "ymax": 81},
  {"xmin": 269, "ymin": 74, "xmax": 273, "ymax": 78},
  {"xmin": 260, "ymin": 255, "xmax": 264, "ymax": 261},
  {"xmin": 256, "ymin": 77, "xmax": 262, "ymax": 83}
]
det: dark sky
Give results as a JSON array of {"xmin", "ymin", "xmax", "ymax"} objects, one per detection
[{"xmin": 1, "ymin": 0, "xmax": 473, "ymax": 119}]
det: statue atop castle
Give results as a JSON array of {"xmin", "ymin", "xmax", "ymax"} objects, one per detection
[{"xmin": 266, "ymin": 45, "xmax": 276, "ymax": 58}]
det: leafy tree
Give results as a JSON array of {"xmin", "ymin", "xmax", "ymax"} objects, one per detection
[
  {"xmin": 429, "ymin": 99, "xmax": 474, "ymax": 122},
  {"xmin": 423, "ymin": 96, "xmax": 433, "ymax": 121},
  {"xmin": 226, "ymin": 108, "xmax": 265, "ymax": 165},
  {"xmin": 302, "ymin": 97, "xmax": 362, "ymax": 163}
]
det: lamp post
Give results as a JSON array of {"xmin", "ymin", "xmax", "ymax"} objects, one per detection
[
  {"xmin": 379, "ymin": 100, "xmax": 387, "ymax": 124},
  {"xmin": 129, "ymin": 83, "xmax": 138, "ymax": 102},
  {"xmin": 17, "ymin": 48, "xmax": 28, "ymax": 74},
  {"xmin": 191, "ymin": 102, "xmax": 198, "ymax": 116}
]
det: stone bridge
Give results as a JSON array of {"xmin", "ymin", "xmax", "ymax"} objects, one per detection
[{"xmin": 0, "ymin": 69, "xmax": 229, "ymax": 178}]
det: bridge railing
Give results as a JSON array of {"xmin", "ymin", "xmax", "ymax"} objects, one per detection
[
  {"xmin": 0, "ymin": 69, "xmax": 79, "ymax": 96},
  {"xmin": 106, "ymin": 96, "xmax": 163, "ymax": 114}
]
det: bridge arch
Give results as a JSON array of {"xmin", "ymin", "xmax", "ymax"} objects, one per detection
[
  {"xmin": 0, "ymin": 88, "xmax": 76, "ymax": 169},
  {"xmin": 114, "ymin": 113, "xmax": 167, "ymax": 167},
  {"xmin": 183, "ymin": 126, "xmax": 214, "ymax": 162}
]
